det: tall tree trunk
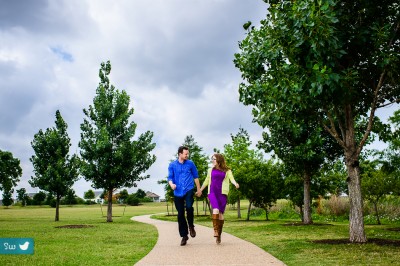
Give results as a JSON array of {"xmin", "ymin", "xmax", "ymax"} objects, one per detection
[
  {"xmin": 55, "ymin": 195, "xmax": 60, "ymax": 222},
  {"xmin": 237, "ymin": 196, "xmax": 241, "ymax": 218},
  {"xmin": 345, "ymin": 150, "xmax": 367, "ymax": 243},
  {"xmin": 107, "ymin": 189, "xmax": 113, "ymax": 222},
  {"xmin": 303, "ymin": 170, "xmax": 313, "ymax": 224}
]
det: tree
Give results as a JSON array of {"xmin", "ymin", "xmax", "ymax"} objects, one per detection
[
  {"xmin": 223, "ymin": 128, "xmax": 264, "ymax": 218},
  {"xmin": 360, "ymin": 159, "xmax": 393, "ymax": 225},
  {"xmin": 135, "ymin": 188, "xmax": 146, "ymax": 199},
  {"xmin": 2, "ymin": 189, "xmax": 13, "ymax": 208},
  {"xmin": 79, "ymin": 61, "xmax": 156, "ymax": 222},
  {"xmin": 236, "ymin": 158, "xmax": 284, "ymax": 220},
  {"xmin": 257, "ymin": 110, "xmax": 342, "ymax": 224},
  {"xmin": 30, "ymin": 110, "xmax": 79, "ymax": 221},
  {"xmin": 84, "ymin": 189, "xmax": 96, "ymax": 204},
  {"xmin": 234, "ymin": 0, "xmax": 400, "ymax": 242},
  {"xmin": 16, "ymin": 188, "xmax": 28, "ymax": 207},
  {"xmin": 32, "ymin": 191, "xmax": 46, "ymax": 206},
  {"xmin": 118, "ymin": 189, "xmax": 129, "ymax": 204},
  {"xmin": 182, "ymin": 135, "xmax": 209, "ymax": 215},
  {"xmin": 0, "ymin": 149, "xmax": 22, "ymax": 193},
  {"xmin": 64, "ymin": 189, "xmax": 77, "ymax": 205}
]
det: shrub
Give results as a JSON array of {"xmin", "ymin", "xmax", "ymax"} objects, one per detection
[
  {"xmin": 323, "ymin": 195, "xmax": 350, "ymax": 217},
  {"xmin": 127, "ymin": 194, "xmax": 139, "ymax": 206}
]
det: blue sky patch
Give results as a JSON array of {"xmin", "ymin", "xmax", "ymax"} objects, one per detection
[{"xmin": 50, "ymin": 46, "xmax": 73, "ymax": 62}]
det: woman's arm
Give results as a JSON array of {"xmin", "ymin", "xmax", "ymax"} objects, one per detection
[{"xmin": 227, "ymin": 170, "xmax": 239, "ymax": 189}]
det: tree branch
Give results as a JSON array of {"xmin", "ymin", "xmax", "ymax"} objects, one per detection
[
  {"xmin": 357, "ymin": 69, "xmax": 386, "ymax": 155},
  {"xmin": 322, "ymin": 108, "xmax": 346, "ymax": 149}
]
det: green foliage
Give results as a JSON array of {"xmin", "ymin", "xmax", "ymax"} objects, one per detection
[
  {"xmin": 2, "ymin": 189, "xmax": 13, "ymax": 207},
  {"xmin": 118, "ymin": 189, "xmax": 129, "ymax": 203},
  {"xmin": 360, "ymin": 158, "xmax": 398, "ymax": 224},
  {"xmin": 79, "ymin": 61, "xmax": 156, "ymax": 221},
  {"xmin": 135, "ymin": 188, "xmax": 146, "ymax": 199},
  {"xmin": 63, "ymin": 189, "xmax": 77, "ymax": 205},
  {"xmin": 236, "ymin": 158, "xmax": 285, "ymax": 220},
  {"xmin": 140, "ymin": 197, "xmax": 153, "ymax": 203},
  {"xmin": 183, "ymin": 135, "xmax": 209, "ymax": 191},
  {"xmin": 16, "ymin": 188, "xmax": 28, "ymax": 206},
  {"xmin": 127, "ymin": 194, "xmax": 140, "ymax": 206},
  {"xmin": 234, "ymin": 0, "xmax": 400, "ymax": 242},
  {"xmin": 0, "ymin": 149, "xmax": 22, "ymax": 192},
  {"xmin": 224, "ymin": 128, "xmax": 264, "ymax": 198},
  {"xmin": 84, "ymin": 189, "xmax": 95, "ymax": 200},
  {"xmin": 30, "ymin": 110, "xmax": 79, "ymax": 220},
  {"xmin": 32, "ymin": 191, "xmax": 47, "ymax": 205}
]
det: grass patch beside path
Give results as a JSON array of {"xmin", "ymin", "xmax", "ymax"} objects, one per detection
[
  {"xmin": 2, "ymin": 202, "xmax": 400, "ymax": 266},
  {"xmin": 154, "ymin": 209, "xmax": 400, "ymax": 266},
  {"xmin": 0, "ymin": 204, "xmax": 165, "ymax": 266}
]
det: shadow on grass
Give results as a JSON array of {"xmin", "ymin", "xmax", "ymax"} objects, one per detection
[
  {"xmin": 386, "ymin": 227, "xmax": 400, "ymax": 232},
  {"xmin": 55, "ymin": 225, "xmax": 95, "ymax": 229},
  {"xmin": 311, "ymin": 238, "xmax": 400, "ymax": 246},
  {"xmin": 282, "ymin": 222, "xmax": 334, "ymax": 226}
]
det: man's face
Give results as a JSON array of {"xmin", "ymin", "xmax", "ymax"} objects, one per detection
[{"xmin": 179, "ymin": 149, "xmax": 189, "ymax": 161}]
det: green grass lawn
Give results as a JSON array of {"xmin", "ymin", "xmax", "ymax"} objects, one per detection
[
  {"xmin": 155, "ymin": 201, "xmax": 400, "ymax": 266},
  {"xmin": 1, "ymin": 202, "xmax": 399, "ymax": 266},
  {"xmin": 0, "ymin": 204, "xmax": 166, "ymax": 266}
]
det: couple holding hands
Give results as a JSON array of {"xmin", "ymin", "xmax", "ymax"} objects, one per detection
[{"xmin": 168, "ymin": 146, "xmax": 239, "ymax": 246}]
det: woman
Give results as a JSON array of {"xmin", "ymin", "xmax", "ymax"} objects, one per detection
[{"xmin": 196, "ymin": 153, "xmax": 239, "ymax": 244}]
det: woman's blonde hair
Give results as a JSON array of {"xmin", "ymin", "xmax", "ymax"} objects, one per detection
[{"xmin": 213, "ymin": 153, "xmax": 230, "ymax": 172}]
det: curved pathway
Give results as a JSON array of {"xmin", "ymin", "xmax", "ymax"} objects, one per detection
[{"xmin": 132, "ymin": 215, "xmax": 286, "ymax": 266}]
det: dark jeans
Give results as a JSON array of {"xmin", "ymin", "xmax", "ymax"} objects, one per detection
[{"xmin": 174, "ymin": 190, "xmax": 194, "ymax": 237}]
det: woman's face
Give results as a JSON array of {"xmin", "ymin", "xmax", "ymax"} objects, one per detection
[{"xmin": 211, "ymin": 155, "xmax": 217, "ymax": 167}]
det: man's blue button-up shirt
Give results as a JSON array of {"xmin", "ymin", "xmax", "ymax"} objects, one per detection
[{"xmin": 168, "ymin": 159, "xmax": 199, "ymax": 197}]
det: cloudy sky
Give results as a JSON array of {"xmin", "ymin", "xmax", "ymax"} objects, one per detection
[{"xmin": 0, "ymin": 0, "xmax": 270, "ymax": 198}]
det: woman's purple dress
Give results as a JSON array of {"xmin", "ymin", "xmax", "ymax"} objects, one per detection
[{"xmin": 208, "ymin": 168, "xmax": 228, "ymax": 213}]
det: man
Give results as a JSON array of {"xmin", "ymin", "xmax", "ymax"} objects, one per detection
[{"xmin": 168, "ymin": 146, "xmax": 201, "ymax": 246}]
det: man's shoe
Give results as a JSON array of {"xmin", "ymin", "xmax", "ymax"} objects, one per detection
[
  {"xmin": 189, "ymin": 226, "xmax": 196, "ymax": 238},
  {"xmin": 180, "ymin": 236, "xmax": 189, "ymax": 246}
]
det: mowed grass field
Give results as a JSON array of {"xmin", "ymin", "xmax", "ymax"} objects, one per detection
[
  {"xmin": 0, "ymin": 203, "xmax": 166, "ymax": 266},
  {"xmin": 1, "ymin": 201, "xmax": 400, "ymax": 266}
]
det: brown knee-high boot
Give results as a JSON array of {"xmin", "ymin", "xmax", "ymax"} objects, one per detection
[
  {"xmin": 216, "ymin": 219, "xmax": 224, "ymax": 244},
  {"xmin": 212, "ymin": 214, "xmax": 219, "ymax": 237}
]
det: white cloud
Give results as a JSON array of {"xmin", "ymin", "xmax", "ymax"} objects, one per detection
[{"xmin": 0, "ymin": 0, "xmax": 268, "ymax": 199}]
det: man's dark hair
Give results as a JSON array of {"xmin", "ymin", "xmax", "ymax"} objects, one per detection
[{"xmin": 178, "ymin": 146, "xmax": 189, "ymax": 155}]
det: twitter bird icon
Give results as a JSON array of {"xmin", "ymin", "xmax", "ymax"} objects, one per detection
[{"xmin": 19, "ymin": 241, "xmax": 30, "ymax": 251}]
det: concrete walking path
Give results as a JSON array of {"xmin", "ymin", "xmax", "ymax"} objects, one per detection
[{"xmin": 132, "ymin": 214, "xmax": 286, "ymax": 266}]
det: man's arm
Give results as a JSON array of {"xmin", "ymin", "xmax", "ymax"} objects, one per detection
[
  {"xmin": 168, "ymin": 163, "xmax": 176, "ymax": 190},
  {"xmin": 194, "ymin": 178, "xmax": 201, "ymax": 195}
]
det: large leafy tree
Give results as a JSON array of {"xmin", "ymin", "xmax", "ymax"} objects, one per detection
[
  {"xmin": 0, "ymin": 149, "xmax": 22, "ymax": 193},
  {"xmin": 79, "ymin": 61, "xmax": 156, "ymax": 222},
  {"xmin": 223, "ymin": 128, "xmax": 264, "ymax": 218},
  {"xmin": 30, "ymin": 110, "xmax": 79, "ymax": 221},
  {"xmin": 234, "ymin": 0, "xmax": 399, "ymax": 242}
]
